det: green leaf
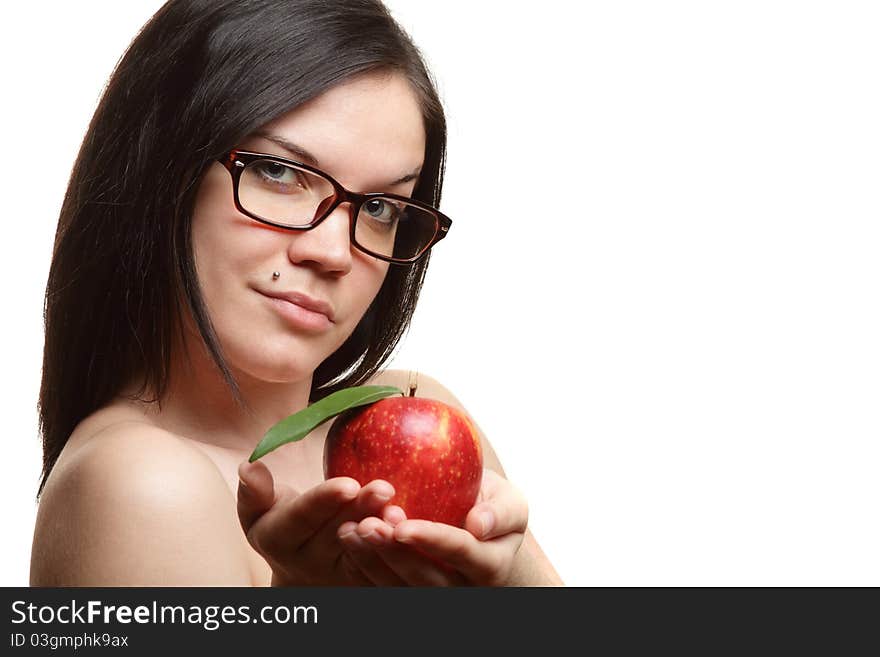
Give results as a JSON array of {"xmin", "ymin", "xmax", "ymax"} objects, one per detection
[{"xmin": 248, "ymin": 385, "xmax": 404, "ymax": 462}]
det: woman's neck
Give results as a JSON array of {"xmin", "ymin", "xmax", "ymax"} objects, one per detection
[{"xmin": 121, "ymin": 329, "xmax": 314, "ymax": 454}]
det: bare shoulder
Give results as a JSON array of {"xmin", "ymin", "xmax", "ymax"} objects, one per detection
[
  {"xmin": 368, "ymin": 369, "xmax": 505, "ymax": 475},
  {"xmin": 31, "ymin": 421, "xmax": 252, "ymax": 586}
]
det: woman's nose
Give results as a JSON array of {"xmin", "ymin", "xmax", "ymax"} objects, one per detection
[{"xmin": 286, "ymin": 202, "xmax": 354, "ymax": 274}]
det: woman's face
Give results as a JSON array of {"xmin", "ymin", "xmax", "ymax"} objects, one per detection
[{"xmin": 189, "ymin": 72, "xmax": 426, "ymax": 384}]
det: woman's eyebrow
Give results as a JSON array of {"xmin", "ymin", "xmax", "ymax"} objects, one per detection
[
  {"xmin": 255, "ymin": 131, "xmax": 421, "ymax": 187},
  {"xmin": 389, "ymin": 169, "xmax": 421, "ymax": 186},
  {"xmin": 256, "ymin": 131, "xmax": 320, "ymax": 166}
]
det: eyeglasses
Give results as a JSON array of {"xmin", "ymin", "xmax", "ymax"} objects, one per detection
[{"xmin": 218, "ymin": 150, "xmax": 451, "ymax": 264}]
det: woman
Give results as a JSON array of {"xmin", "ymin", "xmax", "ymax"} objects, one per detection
[{"xmin": 31, "ymin": 0, "xmax": 562, "ymax": 586}]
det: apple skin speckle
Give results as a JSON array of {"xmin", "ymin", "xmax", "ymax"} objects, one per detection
[{"xmin": 323, "ymin": 397, "xmax": 483, "ymax": 527}]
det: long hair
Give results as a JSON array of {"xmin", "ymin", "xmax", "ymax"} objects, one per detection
[{"xmin": 38, "ymin": 0, "xmax": 446, "ymax": 496}]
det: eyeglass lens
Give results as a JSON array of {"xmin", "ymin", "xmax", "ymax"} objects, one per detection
[{"xmin": 238, "ymin": 158, "xmax": 437, "ymax": 261}]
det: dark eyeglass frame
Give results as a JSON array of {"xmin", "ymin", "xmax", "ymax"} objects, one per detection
[{"xmin": 218, "ymin": 149, "xmax": 452, "ymax": 264}]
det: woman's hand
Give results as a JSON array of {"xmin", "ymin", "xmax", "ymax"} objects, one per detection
[
  {"xmin": 236, "ymin": 460, "xmax": 398, "ymax": 586},
  {"xmin": 336, "ymin": 468, "xmax": 529, "ymax": 586}
]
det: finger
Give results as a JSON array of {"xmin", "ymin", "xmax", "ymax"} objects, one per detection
[
  {"xmin": 382, "ymin": 505, "xmax": 407, "ymax": 527},
  {"xmin": 337, "ymin": 520, "xmax": 407, "ymax": 586},
  {"xmin": 330, "ymin": 479, "xmax": 396, "ymax": 526},
  {"xmin": 304, "ymin": 480, "xmax": 396, "ymax": 561},
  {"xmin": 464, "ymin": 471, "xmax": 528, "ymax": 541},
  {"xmin": 393, "ymin": 519, "xmax": 515, "ymax": 585},
  {"xmin": 248, "ymin": 477, "xmax": 360, "ymax": 556},
  {"xmin": 237, "ymin": 460, "xmax": 276, "ymax": 535},
  {"xmin": 344, "ymin": 518, "xmax": 463, "ymax": 586}
]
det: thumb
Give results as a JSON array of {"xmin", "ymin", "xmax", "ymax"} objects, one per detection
[{"xmin": 237, "ymin": 460, "xmax": 276, "ymax": 534}]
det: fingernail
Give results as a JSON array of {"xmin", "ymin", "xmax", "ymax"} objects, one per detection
[
  {"xmin": 372, "ymin": 491, "xmax": 393, "ymax": 504},
  {"xmin": 338, "ymin": 479, "xmax": 360, "ymax": 498},
  {"xmin": 338, "ymin": 522, "xmax": 358, "ymax": 541},
  {"xmin": 394, "ymin": 529, "xmax": 414, "ymax": 544},
  {"xmin": 479, "ymin": 511, "xmax": 495, "ymax": 537},
  {"xmin": 384, "ymin": 506, "xmax": 406, "ymax": 527},
  {"xmin": 363, "ymin": 530, "xmax": 386, "ymax": 546},
  {"xmin": 371, "ymin": 481, "xmax": 395, "ymax": 501}
]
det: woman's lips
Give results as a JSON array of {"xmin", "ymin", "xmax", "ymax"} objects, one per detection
[{"xmin": 258, "ymin": 290, "xmax": 334, "ymax": 332}]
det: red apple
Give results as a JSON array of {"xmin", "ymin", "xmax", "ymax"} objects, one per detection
[{"xmin": 323, "ymin": 396, "xmax": 483, "ymax": 527}]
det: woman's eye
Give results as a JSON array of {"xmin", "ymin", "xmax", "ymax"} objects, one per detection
[
  {"xmin": 363, "ymin": 199, "xmax": 400, "ymax": 224},
  {"xmin": 255, "ymin": 162, "xmax": 299, "ymax": 187}
]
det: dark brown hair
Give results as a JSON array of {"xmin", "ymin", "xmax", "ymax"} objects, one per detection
[{"xmin": 37, "ymin": 0, "xmax": 446, "ymax": 495}]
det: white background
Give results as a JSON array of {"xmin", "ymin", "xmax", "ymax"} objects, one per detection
[{"xmin": 2, "ymin": 1, "xmax": 878, "ymax": 586}]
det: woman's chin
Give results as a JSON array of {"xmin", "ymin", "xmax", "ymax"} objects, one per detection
[
  {"xmin": 226, "ymin": 349, "xmax": 323, "ymax": 385},
  {"xmin": 235, "ymin": 360, "xmax": 318, "ymax": 386}
]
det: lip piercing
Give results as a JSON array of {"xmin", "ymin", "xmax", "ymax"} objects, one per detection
[{"xmin": 272, "ymin": 271, "xmax": 280, "ymax": 280}]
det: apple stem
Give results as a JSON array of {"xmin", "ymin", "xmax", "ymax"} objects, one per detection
[{"xmin": 408, "ymin": 370, "xmax": 419, "ymax": 397}]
